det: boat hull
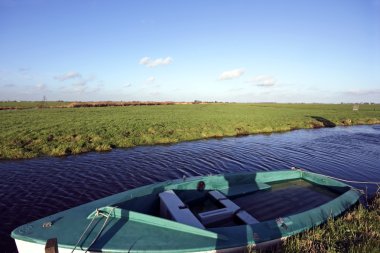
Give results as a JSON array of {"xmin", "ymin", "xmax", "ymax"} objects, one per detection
[
  {"xmin": 15, "ymin": 239, "xmax": 100, "ymax": 253},
  {"xmin": 14, "ymin": 238, "xmax": 287, "ymax": 253},
  {"xmin": 11, "ymin": 170, "xmax": 360, "ymax": 252}
]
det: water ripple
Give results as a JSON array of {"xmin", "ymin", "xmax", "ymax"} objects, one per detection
[{"xmin": 0, "ymin": 125, "xmax": 379, "ymax": 252}]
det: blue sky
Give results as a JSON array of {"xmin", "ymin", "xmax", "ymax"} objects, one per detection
[{"xmin": 1, "ymin": 0, "xmax": 379, "ymax": 102}]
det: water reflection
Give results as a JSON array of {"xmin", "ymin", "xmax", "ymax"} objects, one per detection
[{"xmin": 0, "ymin": 125, "xmax": 379, "ymax": 252}]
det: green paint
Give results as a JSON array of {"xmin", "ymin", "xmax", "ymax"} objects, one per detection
[{"xmin": 11, "ymin": 170, "xmax": 361, "ymax": 252}]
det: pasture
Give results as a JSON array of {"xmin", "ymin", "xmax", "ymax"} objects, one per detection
[{"xmin": 1, "ymin": 103, "xmax": 379, "ymax": 159}]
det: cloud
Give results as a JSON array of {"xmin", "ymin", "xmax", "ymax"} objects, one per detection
[
  {"xmin": 17, "ymin": 67, "xmax": 33, "ymax": 79},
  {"xmin": 72, "ymin": 80, "xmax": 87, "ymax": 87},
  {"xmin": 18, "ymin": 67, "xmax": 30, "ymax": 72},
  {"xmin": 343, "ymin": 88, "xmax": 380, "ymax": 96},
  {"xmin": 35, "ymin": 83, "xmax": 47, "ymax": 90},
  {"xmin": 67, "ymin": 84, "xmax": 87, "ymax": 94},
  {"xmin": 3, "ymin": 83, "xmax": 15, "ymax": 88},
  {"xmin": 228, "ymin": 87, "xmax": 244, "ymax": 92},
  {"xmin": 58, "ymin": 74, "xmax": 95, "ymax": 94},
  {"xmin": 146, "ymin": 76, "xmax": 156, "ymax": 83},
  {"xmin": 149, "ymin": 91, "xmax": 161, "ymax": 97},
  {"xmin": 218, "ymin": 69, "xmax": 245, "ymax": 80},
  {"xmin": 55, "ymin": 71, "xmax": 82, "ymax": 81},
  {"xmin": 247, "ymin": 75, "xmax": 276, "ymax": 87},
  {"xmin": 139, "ymin": 57, "xmax": 173, "ymax": 68},
  {"xmin": 69, "ymin": 80, "xmax": 90, "ymax": 93},
  {"xmin": 123, "ymin": 82, "xmax": 132, "ymax": 88}
]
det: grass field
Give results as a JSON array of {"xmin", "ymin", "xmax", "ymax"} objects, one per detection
[{"xmin": 0, "ymin": 103, "xmax": 379, "ymax": 159}]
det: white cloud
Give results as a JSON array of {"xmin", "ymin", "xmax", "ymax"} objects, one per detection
[
  {"xmin": 344, "ymin": 88, "xmax": 380, "ymax": 96},
  {"xmin": 139, "ymin": 57, "xmax": 150, "ymax": 65},
  {"xmin": 55, "ymin": 71, "xmax": 82, "ymax": 81},
  {"xmin": 69, "ymin": 79, "xmax": 91, "ymax": 93},
  {"xmin": 18, "ymin": 67, "xmax": 30, "ymax": 72},
  {"xmin": 228, "ymin": 87, "xmax": 244, "ymax": 92},
  {"xmin": 139, "ymin": 57, "xmax": 173, "ymax": 68},
  {"xmin": 72, "ymin": 80, "xmax": 87, "ymax": 87},
  {"xmin": 73, "ymin": 86, "xmax": 86, "ymax": 93},
  {"xmin": 219, "ymin": 69, "xmax": 245, "ymax": 80},
  {"xmin": 146, "ymin": 76, "xmax": 156, "ymax": 83},
  {"xmin": 60, "ymin": 74, "xmax": 96, "ymax": 95},
  {"xmin": 3, "ymin": 83, "xmax": 15, "ymax": 88},
  {"xmin": 248, "ymin": 75, "xmax": 276, "ymax": 87},
  {"xmin": 123, "ymin": 82, "xmax": 132, "ymax": 88},
  {"xmin": 35, "ymin": 83, "xmax": 47, "ymax": 90}
]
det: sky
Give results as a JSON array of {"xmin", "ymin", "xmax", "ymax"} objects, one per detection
[{"xmin": 0, "ymin": 0, "xmax": 379, "ymax": 103}]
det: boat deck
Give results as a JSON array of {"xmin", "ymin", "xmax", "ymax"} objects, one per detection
[{"xmin": 232, "ymin": 179, "xmax": 342, "ymax": 222}]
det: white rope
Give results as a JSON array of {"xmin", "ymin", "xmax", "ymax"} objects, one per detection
[
  {"xmin": 71, "ymin": 207, "xmax": 116, "ymax": 253},
  {"xmin": 71, "ymin": 211, "xmax": 98, "ymax": 253},
  {"xmin": 84, "ymin": 206, "xmax": 116, "ymax": 253}
]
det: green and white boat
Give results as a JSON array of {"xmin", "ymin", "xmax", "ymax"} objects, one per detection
[{"xmin": 12, "ymin": 169, "xmax": 360, "ymax": 252}]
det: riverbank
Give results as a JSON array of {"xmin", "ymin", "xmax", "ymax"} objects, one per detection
[
  {"xmin": 1, "ymin": 103, "xmax": 379, "ymax": 159},
  {"xmin": 282, "ymin": 192, "xmax": 380, "ymax": 253}
]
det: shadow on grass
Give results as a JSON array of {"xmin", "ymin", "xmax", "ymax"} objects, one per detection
[{"xmin": 310, "ymin": 116, "xmax": 336, "ymax": 128}]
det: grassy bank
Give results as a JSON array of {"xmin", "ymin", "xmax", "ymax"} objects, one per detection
[
  {"xmin": 282, "ymin": 193, "xmax": 380, "ymax": 253},
  {"xmin": 1, "ymin": 103, "xmax": 379, "ymax": 159}
]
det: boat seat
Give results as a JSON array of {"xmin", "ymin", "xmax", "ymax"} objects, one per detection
[
  {"xmin": 219, "ymin": 182, "xmax": 271, "ymax": 197},
  {"xmin": 235, "ymin": 210, "xmax": 259, "ymax": 224},
  {"xmin": 159, "ymin": 190, "xmax": 205, "ymax": 229},
  {"xmin": 208, "ymin": 190, "xmax": 228, "ymax": 201},
  {"xmin": 199, "ymin": 190, "xmax": 259, "ymax": 225}
]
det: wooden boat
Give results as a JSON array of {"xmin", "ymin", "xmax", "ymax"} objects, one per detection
[{"xmin": 12, "ymin": 170, "xmax": 360, "ymax": 252}]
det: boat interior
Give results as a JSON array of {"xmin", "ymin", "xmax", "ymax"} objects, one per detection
[{"xmin": 114, "ymin": 177, "xmax": 350, "ymax": 229}]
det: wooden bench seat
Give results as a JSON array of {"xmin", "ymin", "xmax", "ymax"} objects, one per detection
[
  {"xmin": 199, "ymin": 190, "xmax": 260, "ymax": 225},
  {"xmin": 159, "ymin": 190, "xmax": 205, "ymax": 229},
  {"xmin": 219, "ymin": 182, "xmax": 271, "ymax": 197}
]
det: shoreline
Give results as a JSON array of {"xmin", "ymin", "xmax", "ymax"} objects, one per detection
[
  {"xmin": 0, "ymin": 122, "xmax": 379, "ymax": 161},
  {"xmin": 1, "ymin": 103, "xmax": 379, "ymax": 160}
]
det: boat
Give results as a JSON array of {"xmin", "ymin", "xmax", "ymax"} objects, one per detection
[{"xmin": 12, "ymin": 169, "xmax": 360, "ymax": 252}]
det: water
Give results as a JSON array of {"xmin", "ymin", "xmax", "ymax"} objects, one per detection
[{"xmin": 0, "ymin": 125, "xmax": 379, "ymax": 252}]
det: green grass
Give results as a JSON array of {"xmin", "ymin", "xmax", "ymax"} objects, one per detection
[
  {"xmin": 282, "ymin": 193, "xmax": 380, "ymax": 253},
  {"xmin": 0, "ymin": 103, "xmax": 379, "ymax": 159}
]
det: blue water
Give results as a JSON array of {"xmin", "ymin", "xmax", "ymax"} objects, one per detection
[{"xmin": 0, "ymin": 125, "xmax": 379, "ymax": 252}]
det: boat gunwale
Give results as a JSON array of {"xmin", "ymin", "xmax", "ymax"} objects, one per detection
[{"xmin": 11, "ymin": 170, "xmax": 361, "ymax": 252}]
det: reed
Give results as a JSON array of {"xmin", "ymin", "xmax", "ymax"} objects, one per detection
[{"xmin": 282, "ymin": 192, "xmax": 380, "ymax": 253}]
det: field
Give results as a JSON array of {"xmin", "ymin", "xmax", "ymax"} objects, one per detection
[{"xmin": 0, "ymin": 103, "xmax": 379, "ymax": 159}]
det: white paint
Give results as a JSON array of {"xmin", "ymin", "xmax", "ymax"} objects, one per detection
[{"xmin": 15, "ymin": 239, "xmax": 98, "ymax": 253}]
